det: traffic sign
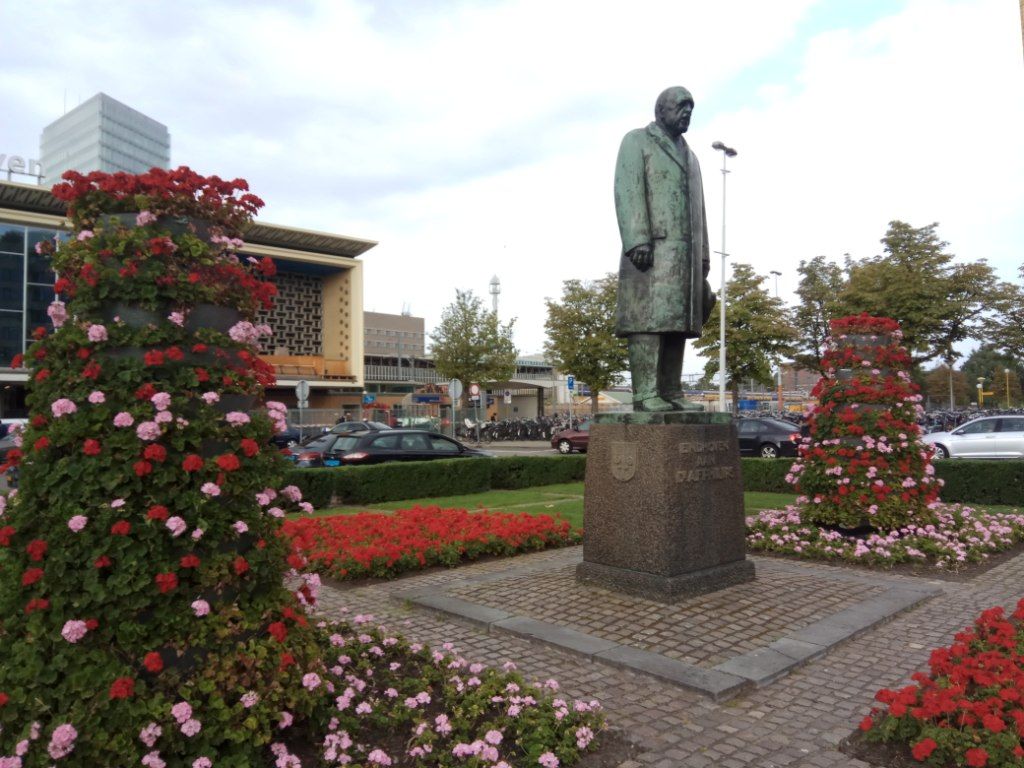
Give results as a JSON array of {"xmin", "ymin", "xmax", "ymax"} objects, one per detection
[
  {"xmin": 362, "ymin": 394, "xmax": 374, "ymax": 405},
  {"xmin": 566, "ymin": 375, "xmax": 575, "ymax": 391},
  {"xmin": 296, "ymin": 380, "xmax": 310, "ymax": 401},
  {"xmin": 447, "ymin": 378, "xmax": 464, "ymax": 401},
  {"xmin": 503, "ymin": 389, "xmax": 512, "ymax": 404},
  {"xmin": 469, "ymin": 383, "xmax": 480, "ymax": 396}
]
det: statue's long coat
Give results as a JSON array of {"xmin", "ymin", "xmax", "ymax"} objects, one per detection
[{"xmin": 613, "ymin": 122, "xmax": 713, "ymax": 338}]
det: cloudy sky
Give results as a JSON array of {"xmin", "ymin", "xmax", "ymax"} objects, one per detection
[{"xmin": 2, "ymin": 0, "xmax": 1022, "ymax": 374}]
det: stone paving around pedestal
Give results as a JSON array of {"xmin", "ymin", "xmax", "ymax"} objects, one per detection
[{"xmin": 313, "ymin": 546, "xmax": 1012, "ymax": 767}]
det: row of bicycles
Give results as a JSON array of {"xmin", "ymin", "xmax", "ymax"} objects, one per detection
[{"xmin": 454, "ymin": 415, "xmax": 581, "ymax": 442}]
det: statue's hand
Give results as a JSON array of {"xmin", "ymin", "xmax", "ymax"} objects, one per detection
[{"xmin": 627, "ymin": 244, "xmax": 653, "ymax": 272}]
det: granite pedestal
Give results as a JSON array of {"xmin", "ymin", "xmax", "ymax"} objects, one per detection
[{"xmin": 575, "ymin": 412, "xmax": 755, "ymax": 602}]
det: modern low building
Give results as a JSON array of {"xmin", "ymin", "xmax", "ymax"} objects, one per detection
[
  {"xmin": 39, "ymin": 93, "xmax": 171, "ymax": 185},
  {"xmin": 0, "ymin": 179, "xmax": 374, "ymax": 416}
]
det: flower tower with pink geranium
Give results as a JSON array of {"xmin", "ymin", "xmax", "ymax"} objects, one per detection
[
  {"xmin": 0, "ymin": 168, "xmax": 323, "ymax": 765},
  {"xmin": 0, "ymin": 168, "xmax": 604, "ymax": 767},
  {"xmin": 791, "ymin": 314, "xmax": 940, "ymax": 530}
]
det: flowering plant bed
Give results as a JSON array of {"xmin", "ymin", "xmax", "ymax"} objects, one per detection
[
  {"xmin": 0, "ymin": 168, "xmax": 604, "ymax": 767},
  {"xmin": 747, "ymin": 504, "xmax": 1024, "ymax": 571},
  {"xmin": 849, "ymin": 599, "xmax": 1024, "ymax": 767},
  {"xmin": 283, "ymin": 507, "xmax": 581, "ymax": 580}
]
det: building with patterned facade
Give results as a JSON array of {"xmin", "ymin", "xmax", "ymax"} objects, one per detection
[
  {"xmin": 39, "ymin": 94, "xmax": 171, "ymax": 185},
  {"xmin": 0, "ymin": 179, "xmax": 374, "ymax": 416}
]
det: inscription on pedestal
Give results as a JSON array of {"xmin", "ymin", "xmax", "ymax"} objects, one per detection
[{"xmin": 675, "ymin": 440, "xmax": 734, "ymax": 482}]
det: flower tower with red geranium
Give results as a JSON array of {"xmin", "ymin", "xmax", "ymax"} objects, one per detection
[
  {"xmin": 0, "ymin": 168, "xmax": 605, "ymax": 768},
  {"xmin": 0, "ymin": 168, "xmax": 325, "ymax": 765},
  {"xmin": 791, "ymin": 314, "xmax": 940, "ymax": 530}
]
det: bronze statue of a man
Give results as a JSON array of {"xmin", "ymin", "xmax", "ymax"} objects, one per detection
[{"xmin": 613, "ymin": 86, "xmax": 716, "ymax": 412}]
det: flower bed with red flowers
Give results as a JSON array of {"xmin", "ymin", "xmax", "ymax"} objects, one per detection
[
  {"xmin": 857, "ymin": 599, "xmax": 1024, "ymax": 767},
  {"xmin": 282, "ymin": 507, "xmax": 582, "ymax": 580}
]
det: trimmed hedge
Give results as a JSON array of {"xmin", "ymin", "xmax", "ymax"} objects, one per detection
[
  {"xmin": 285, "ymin": 455, "xmax": 1024, "ymax": 508},
  {"xmin": 284, "ymin": 454, "xmax": 585, "ymax": 507},
  {"xmin": 739, "ymin": 457, "xmax": 1024, "ymax": 507}
]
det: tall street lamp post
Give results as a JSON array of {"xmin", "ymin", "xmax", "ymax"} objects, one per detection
[
  {"xmin": 712, "ymin": 141, "xmax": 737, "ymax": 413},
  {"xmin": 1006, "ymin": 368, "xmax": 1012, "ymax": 408},
  {"xmin": 769, "ymin": 269, "xmax": 782, "ymax": 413}
]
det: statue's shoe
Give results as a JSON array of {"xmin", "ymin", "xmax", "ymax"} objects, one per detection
[
  {"xmin": 668, "ymin": 399, "xmax": 705, "ymax": 412},
  {"xmin": 634, "ymin": 396, "xmax": 676, "ymax": 412}
]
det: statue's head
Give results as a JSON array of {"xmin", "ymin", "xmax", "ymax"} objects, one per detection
[{"xmin": 655, "ymin": 86, "xmax": 694, "ymax": 139}]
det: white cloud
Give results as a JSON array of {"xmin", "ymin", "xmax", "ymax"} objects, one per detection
[{"xmin": 1, "ymin": 0, "xmax": 1020, "ymax": 375}]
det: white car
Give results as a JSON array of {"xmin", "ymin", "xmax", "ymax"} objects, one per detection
[{"xmin": 921, "ymin": 415, "xmax": 1024, "ymax": 459}]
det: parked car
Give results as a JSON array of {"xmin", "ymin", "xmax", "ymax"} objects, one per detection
[
  {"xmin": 287, "ymin": 429, "xmax": 491, "ymax": 468},
  {"xmin": 269, "ymin": 422, "xmax": 304, "ymax": 449},
  {"xmin": 328, "ymin": 420, "xmax": 393, "ymax": 435},
  {"xmin": 920, "ymin": 415, "xmax": 1024, "ymax": 459},
  {"xmin": 551, "ymin": 422, "xmax": 590, "ymax": 454},
  {"xmin": 735, "ymin": 417, "xmax": 802, "ymax": 459}
]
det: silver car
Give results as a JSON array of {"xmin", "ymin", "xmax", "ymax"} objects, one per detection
[{"xmin": 921, "ymin": 415, "xmax": 1024, "ymax": 459}]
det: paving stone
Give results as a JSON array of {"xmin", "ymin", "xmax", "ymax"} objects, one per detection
[{"xmin": 310, "ymin": 544, "xmax": 1024, "ymax": 767}]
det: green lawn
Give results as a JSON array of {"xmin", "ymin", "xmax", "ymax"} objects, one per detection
[
  {"xmin": 298, "ymin": 484, "xmax": 1021, "ymax": 531},
  {"xmin": 304, "ymin": 484, "xmax": 803, "ymax": 530}
]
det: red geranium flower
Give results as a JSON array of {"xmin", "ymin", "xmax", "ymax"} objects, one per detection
[
  {"xmin": 143, "ymin": 652, "xmax": 163, "ymax": 673},
  {"xmin": 267, "ymin": 621, "xmax": 288, "ymax": 642},
  {"xmin": 109, "ymin": 677, "xmax": 135, "ymax": 700},
  {"xmin": 83, "ymin": 439, "xmax": 101, "ymax": 455},
  {"xmin": 911, "ymin": 738, "xmax": 937, "ymax": 760},
  {"xmin": 195, "ymin": 367, "xmax": 210, "ymax": 383},
  {"xmin": 240, "ymin": 438, "xmax": 259, "ymax": 457},
  {"xmin": 110, "ymin": 521, "xmax": 131, "ymax": 536},
  {"xmin": 216, "ymin": 454, "xmax": 241, "ymax": 472},
  {"xmin": 33, "ymin": 436, "xmax": 50, "ymax": 451},
  {"xmin": 0, "ymin": 692, "xmax": 8, "ymax": 707},
  {"xmin": 85, "ymin": 619, "xmax": 99, "ymax": 630},
  {"xmin": 24, "ymin": 598, "xmax": 49, "ymax": 614},
  {"xmin": 10, "ymin": 353, "xmax": 23, "ymax": 368},
  {"xmin": 147, "ymin": 505, "xmax": 169, "ymax": 521},
  {"xmin": 133, "ymin": 460, "xmax": 153, "ymax": 477},
  {"xmin": 0, "ymin": 526, "xmax": 14, "ymax": 546},
  {"xmin": 966, "ymin": 748, "xmax": 989, "ymax": 767},
  {"xmin": 21, "ymin": 567, "xmax": 44, "ymax": 586},
  {"xmin": 233, "ymin": 556, "xmax": 249, "ymax": 575},
  {"xmin": 26, "ymin": 539, "xmax": 47, "ymax": 561},
  {"xmin": 30, "ymin": 414, "xmax": 46, "ymax": 428},
  {"xmin": 143, "ymin": 444, "xmax": 166, "ymax": 462},
  {"xmin": 143, "ymin": 350, "xmax": 165, "ymax": 367},
  {"xmin": 182, "ymin": 454, "xmax": 204, "ymax": 472},
  {"xmin": 279, "ymin": 652, "xmax": 295, "ymax": 670},
  {"xmin": 82, "ymin": 361, "xmax": 102, "ymax": 379},
  {"xmin": 135, "ymin": 383, "xmax": 157, "ymax": 400},
  {"xmin": 154, "ymin": 572, "xmax": 178, "ymax": 593},
  {"xmin": 179, "ymin": 554, "xmax": 201, "ymax": 569},
  {"xmin": 94, "ymin": 555, "xmax": 112, "ymax": 568},
  {"xmin": 165, "ymin": 346, "xmax": 184, "ymax": 361}
]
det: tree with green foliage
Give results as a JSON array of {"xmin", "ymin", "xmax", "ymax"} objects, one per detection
[
  {"xmin": 991, "ymin": 265, "xmax": 1024, "ymax": 360},
  {"xmin": 543, "ymin": 274, "xmax": 628, "ymax": 415},
  {"xmin": 792, "ymin": 255, "xmax": 848, "ymax": 373},
  {"xmin": 961, "ymin": 344, "xmax": 1024, "ymax": 407},
  {"xmin": 430, "ymin": 290, "xmax": 517, "ymax": 405},
  {"xmin": 693, "ymin": 263, "xmax": 796, "ymax": 414},
  {"xmin": 840, "ymin": 221, "xmax": 1009, "ymax": 368},
  {"xmin": 923, "ymin": 364, "xmax": 971, "ymax": 409}
]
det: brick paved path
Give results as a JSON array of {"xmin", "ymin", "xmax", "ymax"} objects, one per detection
[{"xmin": 314, "ymin": 547, "xmax": 1011, "ymax": 767}]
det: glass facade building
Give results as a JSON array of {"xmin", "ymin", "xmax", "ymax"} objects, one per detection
[
  {"xmin": 39, "ymin": 93, "xmax": 170, "ymax": 185},
  {"xmin": 0, "ymin": 223, "xmax": 63, "ymax": 365}
]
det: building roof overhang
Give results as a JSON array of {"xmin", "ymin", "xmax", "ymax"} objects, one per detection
[{"xmin": 0, "ymin": 180, "xmax": 377, "ymax": 260}]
